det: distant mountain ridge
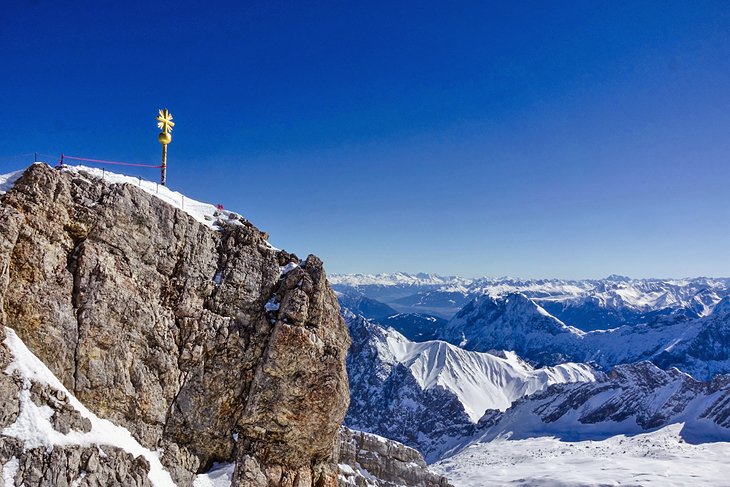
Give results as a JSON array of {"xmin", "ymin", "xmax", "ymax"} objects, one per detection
[
  {"xmin": 332, "ymin": 272, "xmax": 730, "ymax": 328},
  {"xmin": 441, "ymin": 293, "xmax": 730, "ymax": 380}
]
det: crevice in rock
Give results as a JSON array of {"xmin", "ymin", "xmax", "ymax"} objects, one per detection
[{"xmin": 66, "ymin": 236, "xmax": 86, "ymax": 394}]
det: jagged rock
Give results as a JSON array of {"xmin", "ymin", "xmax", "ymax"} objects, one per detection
[
  {"xmin": 344, "ymin": 310, "xmax": 594, "ymax": 462},
  {"xmin": 0, "ymin": 437, "xmax": 152, "ymax": 487},
  {"xmin": 335, "ymin": 428, "xmax": 452, "ymax": 487},
  {"xmin": 0, "ymin": 340, "xmax": 20, "ymax": 430},
  {"xmin": 0, "ymin": 164, "xmax": 351, "ymax": 485}
]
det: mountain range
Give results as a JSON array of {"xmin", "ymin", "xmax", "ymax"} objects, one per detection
[
  {"xmin": 338, "ymin": 271, "xmax": 730, "ymax": 485},
  {"xmin": 331, "ymin": 272, "xmax": 730, "ymax": 330},
  {"xmin": 344, "ymin": 310, "xmax": 596, "ymax": 461}
]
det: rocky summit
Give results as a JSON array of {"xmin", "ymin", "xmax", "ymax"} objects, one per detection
[{"xmin": 0, "ymin": 164, "xmax": 355, "ymax": 486}]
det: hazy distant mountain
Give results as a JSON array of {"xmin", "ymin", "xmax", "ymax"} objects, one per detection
[
  {"xmin": 336, "ymin": 290, "xmax": 399, "ymax": 320},
  {"xmin": 377, "ymin": 313, "xmax": 448, "ymax": 341},
  {"xmin": 331, "ymin": 273, "xmax": 730, "ymax": 328}
]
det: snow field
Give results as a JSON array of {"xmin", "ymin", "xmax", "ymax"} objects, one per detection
[{"xmin": 432, "ymin": 424, "xmax": 730, "ymax": 486}]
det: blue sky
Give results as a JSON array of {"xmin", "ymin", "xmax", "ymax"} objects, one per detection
[{"xmin": 1, "ymin": 1, "xmax": 729, "ymax": 278}]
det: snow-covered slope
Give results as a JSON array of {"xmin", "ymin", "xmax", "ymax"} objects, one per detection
[
  {"xmin": 345, "ymin": 310, "xmax": 596, "ymax": 460},
  {"xmin": 441, "ymin": 293, "xmax": 730, "ymax": 380},
  {"xmin": 440, "ymin": 293, "xmax": 585, "ymax": 365},
  {"xmin": 1, "ymin": 327, "xmax": 176, "ymax": 486},
  {"xmin": 0, "ymin": 169, "xmax": 25, "ymax": 194},
  {"xmin": 434, "ymin": 361, "xmax": 730, "ymax": 485},
  {"xmin": 382, "ymin": 323, "xmax": 596, "ymax": 422}
]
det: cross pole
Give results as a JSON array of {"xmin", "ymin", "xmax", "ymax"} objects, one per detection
[{"xmin": 156, "ymin": 108, "xmax": 174, "ymax": 185}]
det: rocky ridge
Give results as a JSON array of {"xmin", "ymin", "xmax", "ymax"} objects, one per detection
[
  {"xmin": 0, "ymin": 164, "xmax": 351, "ymax": 486},
  {"xmin": 465, "ymin": 361, "xmax": 730, "ymax": 447},
  {"xmin": 335, "ymin": 428, "xmax": 451, "ymax": 487}
]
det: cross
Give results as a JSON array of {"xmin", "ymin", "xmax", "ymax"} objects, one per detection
[{"xmin": 156, "ymin": 109, "xmax": 175, "ymax": 133}]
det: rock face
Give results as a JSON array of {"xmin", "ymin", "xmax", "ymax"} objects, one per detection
[
  {"xmin": 0, "ymin": 164, "xmax": 351, "ymax": 485},
  {"xmin": 0, "ymin": 326, "xmax": 154, "ymax": 487},
  {"xmin": 335, "ymin": 428, "xmax": 452, "ymax": 487}
]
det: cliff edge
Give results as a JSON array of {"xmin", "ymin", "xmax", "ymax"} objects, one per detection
[{"xmin": 0, "ymin": 164, "xmax": 351, "ymax": 486}]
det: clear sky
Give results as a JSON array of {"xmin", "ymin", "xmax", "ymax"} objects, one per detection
[{"xmin": 1, "ymin": 1, "xmax": 729, "ymax": 279}]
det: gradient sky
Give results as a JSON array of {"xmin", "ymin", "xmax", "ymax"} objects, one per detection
[{"xmin": 1, "ymin": 1, "xmax": 729, "ymax": 278}]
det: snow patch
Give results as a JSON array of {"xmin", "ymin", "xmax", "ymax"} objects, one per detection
[
  {"xmin": 279, "ymin": 262, "xmax": 299, "ymax": 276},
  {"xmin": 193, "ymin": 462, "xmax": 235, "ymax": 487},
  {"xmin": 2, "ymin": 327, "xmax": 175, "ymax": 487},
  {"xmin": 0, "ymin": 168, "xmax": 26, "ymax": 194},
  {"xmin": 2, "ymin": 457, "xmax": 18, "ymax": 485}
]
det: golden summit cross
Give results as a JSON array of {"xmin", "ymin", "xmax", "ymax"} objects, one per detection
[
  {"xmin": 157, "ymin": 108, "xmax": 174, "ymax": 186},
  {"xmin": 156, "ymin": 109, "xmax": 175, "ymax": 133}
]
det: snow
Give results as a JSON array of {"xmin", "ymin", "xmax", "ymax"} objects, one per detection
[
  {"xmin": 2, "ymin": 457, "xmax": 18, "ymax": 485},
  {"xmin": 280, "ymin": 262, "xmax": 299, "ymax": 276},
  {"xmin": 338, "ymin": 463, "xmax": 356, "ymax": 475},
  {"xmin": 2, "ymin": 327, "xmax": 176, "ymax": 487},
  {"xmin": 61, "ymin": 165, "xmax": 225, "ymax": 228},
  {"xmin": 71, "ymin": 472, "xmax": 87, "ymax": 487},
  {"xmin": 330, "ymin": 272, "xmax": 473, "ymax": 288},
  {"xmin": 332, "ymin": 272, "xmax": 730, "ymax": 316},
  {"xmin": 0, "ymin": 168, "xmax": 26, "ymax": 194},
  {"xmin": 1, "ymin": 164, "xmax": 276, "ymax": 243},
  {"xmin": 193, "ymin": 462, "xmax": 235, "ymax": 487},
  {"xmin": 433, "ymin": 424, "xmax": 730, "ymax": 486},
  {"xmin": 378, "ymin": 325, "xmax": 596, "ymax": 422}
]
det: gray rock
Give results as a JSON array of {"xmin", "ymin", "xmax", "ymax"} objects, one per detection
[
  {"xmin": 0, "ymin": 438, "xmax": 152, "ymax": 487},
  {"xmin": 0, "ymin": 164, "xmax": 351, "ymax": 485},
  {"xmin": 336, "ymin": 428, "xmax": 452, "ymax": 487}
]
